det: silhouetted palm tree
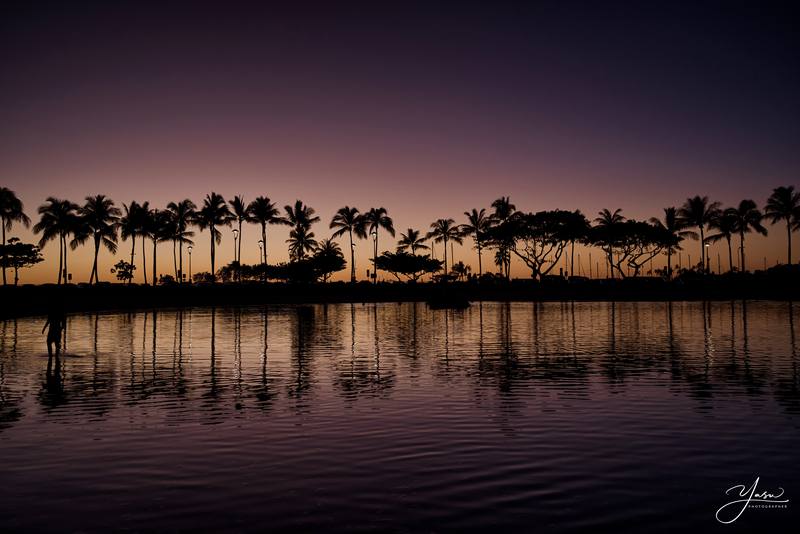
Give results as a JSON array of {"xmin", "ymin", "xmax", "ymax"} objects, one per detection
[
  {"xmin": 729, "ymin": 199, "xmax": 767, "ymax": 272},
  {"xmin": 765, "ymin": 186, "xmax": 800, "ymax": 264},
  {"xmin": 287, "ymin": 226, "xmax": 318, "ymax": 260},
  {"xmin": 594, "ymin": 208, "xmax": 625, "ymax": 278},
  {"xmin": 330, "ymin": 206, "xmax": 366, "ymax": 282},
  {"xmin": 229, "ymin": 195, "xmax": 248, "ymax": 267},
  {"xmin": 75, "ymin": 195, "xmax": 120, "ymax": 284},
  {"xmin": 649, "ymin": 207, "xmax": 693, "ymax": 279},
  {"xmin": 678, "ymin": 195, "xmax": 721, "ymax": 272},
  {"xmin": 120, "ymin": 201, "xmax": 150, "ymax": 284},
  {"xmin": 147, "ymin": 209, "xmax": 173, "ymax": 286},
  {"xmin": 34, "ymin": 197, "xmax": 79, "ymax": 284},
  {"xmin": 363, "ymin": 207, "xmax": 395, "ymax": 283},
  {"xmin": 396, "ymin": 228, "xmax": 429, "ymax": 254},
  {"xmin": 0, "ymin": 187, "xmax": 31, "ymax": 286},
  {"xmin": 490, "ymin": 197, "xmax": 516, "ymax": 278},
  {"xmin": 427, "ymin": 218, "xmax": 463, "ymax": 276},
  {"xmin": 166, "ymin": 199, "xmax": 196, "ymax": 283},
  {"xmin": 563, "ymin": 210, "xmax": 590, "ymax": 277},
  {"xmin": 248, "ymin": 196, "xmax": 283, "ymax": 271},
  {"xmin": 706, "ymin": 209, "xmax": 738, "ymax": 272},
  {"xmin": 461, "ymin": 208, "xmax": 490, "ymax": 277},
  {"xmin": 195, "ymin": 193, "xmax": 232, "ymax": 281}
]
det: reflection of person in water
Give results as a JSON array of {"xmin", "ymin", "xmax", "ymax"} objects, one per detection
[{"xmin": 42, "ymin": 309, "xmax": 67, "ymax": 358}]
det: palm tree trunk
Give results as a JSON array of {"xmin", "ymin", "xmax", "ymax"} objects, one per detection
[
  {"xmin": 63, "ymin": 234, "xmax": 68, "ymax": 284},
  {"xmin": 373, "ymin": 233, "xmax": 378, "ymax": 284},
  {"xmin": 667, "ymin": 249, "xmax": 672, "ymax": 279},
  {"xmin": 349, "ymin": 229, "xmax": 355, "ymax": 283},
  {"xmin": 699, "ymin": 226, "xmax": 705, "ymax": 272},
  {"xmin": 57, "ymin": 234, "xmax": 63, "ymax": 284},
  {"xmin": 477, "ymin": 242, "xmax": 482, "ymax": 277},
  {"xmin": 179, "ymin": 241, "xmax": 183, "ymax": 284},
  {"xmin": 129, "ymin": 235, "xmax": 135, "ymax": 285},
  {"xmin": 210, "ymin": 225, "xmax": 216, "ymax": 282},
  {"xmin": 740, "ymin": 231, "xmax": 746, "ymax": 272},
  {"xmin": 788, "ymin": 221, "xmax": 792, "ymax": 265},
  {"xmin": 443, "ymin": 236, "xmax": 449, "ymax": 278},
  {"xmin": 1, "ymin": 219, "xmax": 6, "ymax": 286},
  {"xmin": 152, "ymin": 238, "xmax": 158, "ymax": 286},
  {"xmin": 141, "ymin": 237, "xmax": 148, "ymax": 285},
  {"xmin": 261, "ymin": 222, "xmax": 267, "ymax": 284},
  {"xmin": 238, "ymin": 220, "xmax": 243, "ymax": 267},
  {"xmin": 726, "ymin": 235, "xmax": 733, "ymax": 273},
  {"xmin": 173, "ymin": 240, "xmax": 178, "ymax": 279},
  {"xmin": 91, "ymin": 235, "xmax": 100, "ymax": 284}
]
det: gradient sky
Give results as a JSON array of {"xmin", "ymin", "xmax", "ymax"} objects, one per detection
[{"xmin": 2, "ymin": 1, "xmax": 798, "ymax": 283}]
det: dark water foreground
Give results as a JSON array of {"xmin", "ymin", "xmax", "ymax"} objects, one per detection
[{"xmin": 1, "ymin": 302, "xmax": 798, "ymax": 532}]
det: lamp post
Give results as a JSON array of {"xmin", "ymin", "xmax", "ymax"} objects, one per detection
[
  {"xmin": 187, "ymin": 245, "xmax": 193, "ymax": 283},
  {"xmin": 232, "ymin": 228, "xmax": 239, "ymax": 263},
  {"xmin": 705, "ymin": 243, "xmax": 710, "ymax": 274}
]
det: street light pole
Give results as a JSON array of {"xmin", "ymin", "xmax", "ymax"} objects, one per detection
[{"xmin": 187, "ymin": 245, "xmax": 193, "ymax": 283}]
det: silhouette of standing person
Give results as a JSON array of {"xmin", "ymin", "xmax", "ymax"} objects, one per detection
[{"xmin": 42, "ymin": 308, "xmax": 67, "ymax": 359}]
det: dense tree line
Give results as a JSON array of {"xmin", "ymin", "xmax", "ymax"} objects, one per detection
[{"xmin": 0, "ymin": 185, "xmax": 798, "ymax": 285}]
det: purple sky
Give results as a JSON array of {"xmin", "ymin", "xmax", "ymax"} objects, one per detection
[{"xmin": 1, "ymin": 1, "xmax": 798, "ymax": 282}]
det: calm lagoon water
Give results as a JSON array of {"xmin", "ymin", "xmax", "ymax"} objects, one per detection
[{"xmin": 1, "ymin": 301, "xmax": 798, "ymax": 532}]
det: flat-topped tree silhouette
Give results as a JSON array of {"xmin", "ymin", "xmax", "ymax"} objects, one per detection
[
  {"xmin": 195, "ymin": 193, "xmax": 232, "ymax": 281},
  {"xmin": 166, "ymin": 199, "xmax": 196, "ymax": 283},
  {"xmin": 120, "ymin": 201, "xmax": 150, "ymax": 284},
  {"xmin": 248, "ymin": 196, "xmax": 283, "ymax": 272},
  {"xmin": 594, "ymin": 209, "xmax": 625, "ymax": 278},
  {"xmin": 729, "ymin": 199, "xmax": 767, "ymax": 272},
  {"xmin": 461, "ymin": 208, "xmax": 490, "ymax": 277},
  {"xmin": 490, "ymin": 197, "xmax": 516, "ymax": 279},
  {"xmin": 649, "ymin": 207, "xmax": 693, "ymax": 278},
  {"xmin": 363, "ymin": 207, "xmax": 395, "ymax": 283},
  {"xmin": 74, "ymin": 195, "xmax": 120, "ymax": 284},
  {"xmin": 678, "ymin": 195, "xmax": 721, "ymax": 273},
  {"xmin": 330, "ymin": 206, "xmax": 366, "ymax": 282},
  {"xmin": 396, "ymin": 228, "xmax": 429, "ymax": 254},
  {"xmin": 427, "ymin": 218, "xmax": 463, "ymax": 277},
  {"xmin": 706, "ymin": 209, "xmax": 738, "ymax": 272},
  {"xmin": 34, "ymin": 197, "xmax": 79, "ymax": 284},
  {"xmin": 0, "ymin": 187, "xmax": 31, "ymax": 286},
  {"xmin": 765, "ymin": 186, "xmax": 800, "ymax": 265}
]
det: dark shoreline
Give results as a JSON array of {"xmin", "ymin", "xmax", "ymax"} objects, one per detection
[{"xmin": 2, "ymin": 270, "xmax": 798, "ymax": 319}]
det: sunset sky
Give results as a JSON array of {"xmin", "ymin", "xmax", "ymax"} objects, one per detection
[{"xmin": 2, "ymin": 1, "xmax": 798, "ymax": 283}]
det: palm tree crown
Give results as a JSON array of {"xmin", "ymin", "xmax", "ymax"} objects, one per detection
[{"xmin": 397, "ymin": 228, "xmax": 429, "ymax": 254}]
